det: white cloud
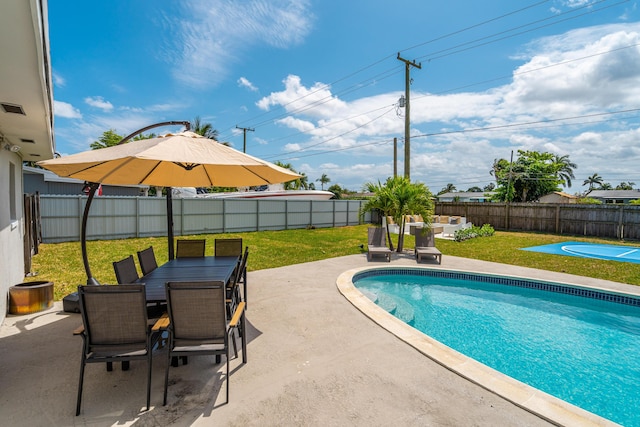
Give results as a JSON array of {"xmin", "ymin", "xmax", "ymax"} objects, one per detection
[
  {"xmin": 238, "ymin": 77, "xmax": 258, "ymax": 92},
  {"xmin": 53, "ymin": 100, "xmax": 82, "ymax": 119},
  {"xmin": 84, "ymin": 96, "xmax": 114, "ymax": 111},
  {"xmin": 254, "ymin": 23, "xmax": 640, "ymax": 192},
  {"xmin": 52, "ymin": 72, "xmax": 65, "ymax": 87},
  {"xmin": 166, "ymin": 0, "xmax": 314, "ymax": 88}
]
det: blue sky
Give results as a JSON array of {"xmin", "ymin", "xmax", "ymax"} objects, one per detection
[{"xmin": 49, "ymin": 0, "xmax": 640, "ymax": 194}]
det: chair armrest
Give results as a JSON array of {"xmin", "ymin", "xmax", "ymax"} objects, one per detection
[
  {"xmin": 229, "ymin": 301, "xmax": 246, "ymax": 328},
  {"xmin": 73, "ymin": 325, "xmax": 84, "ymax": 335},
  {"xmin": 151, "ymin": 312, "xmax": 170, "ymax": 332}
]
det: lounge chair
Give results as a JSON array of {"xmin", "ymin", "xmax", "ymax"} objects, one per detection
[
  {"xmin": 113, "ymin": 255, "xmax": 139, "ymax": 284},
  {"xmin": 75, "ymin": 284, "xmax": 158, "ymax": 415},
  {"xmin": 137, "ymin": 246, "xmax": 158, "ymax": 275},
  {"xmin": 176, "ymin": 239, "xmax": 206, "ymax": 258},
  {"xmin": 367, "ymin": 227, "xmax": 392, "ymax": 262},
  {"xmin": 162, "ymin": 280, "xmax": 246, "ymax": 405},
  {"xmin": 414, "ymin": 227, "xmax": 442, "ymax": 264}
]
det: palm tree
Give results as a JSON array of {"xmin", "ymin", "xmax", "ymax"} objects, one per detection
[
  {"xmin": 552, "ymin": 154, "xmax": 577, "ymax": 188},
  {"xmin": 438, "ymin": 183, "xmax": 456, "ymax": 195},
  {"xmin": 273, "ymin": 161, "xmax": 299, "ymax": 190},
  {"xmin": 361, "ymin": 176, "xmax": 433, "ymax": 252},
  {"xmin": 583, "ymin": 173, "xmax": 603, "ymax": 194},
  {"xmin": 317, "ymin": 174, "xmax": 330, "ymax": 190},
  {"xmin": 616, "ymin": 181, "xmax": 635, "ymax": 190},
  {"xmin": 360, "ymin": 180, "xmax": 397, "ymax": 251},
  {"xmin": 295, "ymin": 172, "xmax": 310, "ymax": 190},
  {"xmin": 191, "ymin": 116, "xmax": 219, "ymax": 140}
]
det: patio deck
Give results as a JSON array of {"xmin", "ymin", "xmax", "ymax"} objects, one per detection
[{"xmin": 2, "ymin": 253, "xmax": 632, "ymax": 426}]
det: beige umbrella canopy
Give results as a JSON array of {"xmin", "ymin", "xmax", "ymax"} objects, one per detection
[
  {"xmin": 38, "ymin": 131, "xmax": 300, "ymax": 187},
  {"xmin": 37, "ymin": 129, "xmax": 300, "ymax": 284}
]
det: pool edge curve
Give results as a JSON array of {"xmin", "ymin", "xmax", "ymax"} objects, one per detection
[{"xmin": 336, "ymin": 265, "xmax": 621, "ymax": 427}]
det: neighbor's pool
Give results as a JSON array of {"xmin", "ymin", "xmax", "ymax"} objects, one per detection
[{"xmin": 353, "ymin": 268, "xmax": 640, "ymax": 427}]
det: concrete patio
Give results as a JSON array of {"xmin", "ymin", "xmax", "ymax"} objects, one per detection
[{"xmin": 2, "ymin": 252, "xmax": 632, "ymax": 426}]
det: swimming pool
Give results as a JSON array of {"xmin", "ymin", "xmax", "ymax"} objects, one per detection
[{"xmin": 342, "ymin": 267, "xmax": 640, "ymax": 427}]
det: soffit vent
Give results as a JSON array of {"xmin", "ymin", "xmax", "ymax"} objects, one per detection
[
  {"xmin": 1, "ymin": 103, "xmax": 26, "ymax": 115},
  {"xmin": 20, "ymin": 138, "xmax": 36, "ymax": 144}
]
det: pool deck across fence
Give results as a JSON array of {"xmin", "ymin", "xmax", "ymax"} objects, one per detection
[{"xmin": 2, "ymin": 252, "xmax": 635, "ymax": 426}]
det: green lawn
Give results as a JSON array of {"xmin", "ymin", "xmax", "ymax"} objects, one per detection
[{"xmin": 28, "ymin": 224, "xmax": 640, "ymax": 300}]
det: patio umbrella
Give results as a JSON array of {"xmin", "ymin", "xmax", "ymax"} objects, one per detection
[
  {"xmin": 38, "ymin": 130, "xmax": 300, "ymax": 284},
  {"xmin": 38, "ymin": 131, "xmax": 298, "ymax": 187}
]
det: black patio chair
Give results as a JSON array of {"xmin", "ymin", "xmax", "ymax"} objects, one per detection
[
  {"xmin": 137, "ymin": 246, "xmax": 158, "ymax": 276},
  {"xmin": 214, "ymin": 238, "xmax": 243, "ymax": 257},
  {"xmin": 176, "ymin": 239, "xmax": 206, "ymax": 258},
  {"xmin": 163, "ymin": 280, "xmax": 246, "ymax": 406},
  {"xmin": 113, "ymin": 255, "xmax": 139, "ymax": 284},
  {"xmin": 75, "ymin": 284, "xmax": 158, "ymax": 415}
]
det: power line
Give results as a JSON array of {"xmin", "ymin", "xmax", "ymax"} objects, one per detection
[
  {"xmin": 219, "ymin": 0, "xmax": 571, "ymax": 141},
  {"xmin": 217, "ymin": 0, "xmax": 629, "ymax": 166}
]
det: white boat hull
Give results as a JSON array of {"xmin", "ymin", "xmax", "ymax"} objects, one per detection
[{"xmin": 171, "ymin": 187, "xmax": 334, "ymax": 200}]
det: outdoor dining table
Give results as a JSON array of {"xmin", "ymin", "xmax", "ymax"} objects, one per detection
[{"xmin": 138, "ymin": 256, "xmax": 239, "ymax": 303}]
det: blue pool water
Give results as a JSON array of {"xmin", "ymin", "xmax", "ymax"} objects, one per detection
[
  {"xmin": 354, "ymin": 269, "xmax": 640, "ymax": 426},
  {"xmin": 521, "ymin": 241, "xmax": 640, "ymax": 264}
]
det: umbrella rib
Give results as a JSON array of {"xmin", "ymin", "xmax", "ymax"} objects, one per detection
[
  {"xmin": 140, "ymin": 161, "xmax": 164, "ymax": 184},
  {"xmin": 65, "ymin": 161, "xmax": 110, "ymax": 180},
  {"xmin": 94, "ymin": 157, "xmax": 138, "ymax": 183},
  {"xmin": 241, "ymin": 165, "xmax": 278, "ymax": 184}
]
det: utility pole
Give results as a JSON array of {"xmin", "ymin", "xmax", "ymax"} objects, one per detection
[
  {"xmin": 235, "ymin": 125, "xmax": 255, "ymax": 153},
  {"xmin": 397, "ymin": 53, "xmax": 421, "ymax": 180},
  {"xmin": 393, "ymin": 137, "xmax": 397, "ymax": 177}
]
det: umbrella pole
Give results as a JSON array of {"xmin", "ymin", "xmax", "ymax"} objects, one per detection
[
  {"xmin": 81, "ymin": 182, "xmax": 101, "ymax": 285},
  {"xmin": 167, "ymin": 187, "xmax": 175, "ymax": 260}
]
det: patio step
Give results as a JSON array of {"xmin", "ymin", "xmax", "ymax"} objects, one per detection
[
  {"xmin": 360, "ymin": 289, "xmax": 378, "ymax": 303},
  {"xmin": 358, "ymin": 289, "xmax": 415, "ymax": 325},
  {"xmin": 376, "ymin": 292, "xmax": 415, "ymax": 325},
  {"xmin": 375, "ymin": 292, "xmax": 397, "ymax": 314}
]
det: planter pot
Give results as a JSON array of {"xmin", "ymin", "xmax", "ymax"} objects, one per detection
[{"xmin": 9, "ymin": 281, "xmax": 54, "ymax": 315}]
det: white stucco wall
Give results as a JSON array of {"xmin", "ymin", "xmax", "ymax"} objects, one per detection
[{"xmin": 0, "ymin": 151, "xmax": 25, "ymax": 323}]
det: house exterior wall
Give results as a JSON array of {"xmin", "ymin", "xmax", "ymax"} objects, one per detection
[
  {"xmin": 539, "ymin": 193, "xmax": 576, "ymax": 204},
  {"xmin": 0, "ymin": 151, "xmax": 25, "ymax": 321}
]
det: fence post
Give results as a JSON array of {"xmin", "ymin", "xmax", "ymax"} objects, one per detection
[
  {"xmin": 505, "ymin": 203, "xmax": 510, "ymax": 230},
  {"xmin": 555, "ymin": 205, "xmax": 560, "ymax": 234},
  {"xmin": 618, "ymin": 205, "xmax": 625, "ymax": 240}
]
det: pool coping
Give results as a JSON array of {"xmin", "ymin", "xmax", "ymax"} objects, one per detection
[{"xmin": 336, "ymin": 265, "xmax": 623, "ymax": 427}]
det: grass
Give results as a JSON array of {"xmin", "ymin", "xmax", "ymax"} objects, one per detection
[{"xmin": 27, "ymin": 224, "xmax": 640, "ymax": 301}]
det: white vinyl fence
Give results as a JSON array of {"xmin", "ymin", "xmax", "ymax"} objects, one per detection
[{"xmin": 39, "ymin": 195, "xmax": 371, "ymax": 243}]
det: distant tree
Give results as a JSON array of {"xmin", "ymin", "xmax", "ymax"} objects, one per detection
[
  {"xmin": 274, "ymin": 161, "xmax": 302, "ymax": 190},
  {"xmin": 491, "ymin": 150, "xmax": 573, "ymax": 202},
  {"xmin": 630, "ymin": 199, "xmax": 640, "ymax": 205},
  {"xmin": 615, "ymin": 181, "xmax": 635, "ymax": 190},
  {"xmin": 466, "ymin": 186, "xmax": 482, "ymax": 192},
  {"xmin": 599, "ymin": 182, "xmax": 613, "ymax": 190},
  {"xmin": 316, "ymin": 173, "xmax": 331, "ymax": 190},
  {"xmin": 191, "ymin": 116, "xmax": 219, "ymax": 140},
  {"xmin": 483, "ymin": 182, "xmax": 495, "ymax": 192},
  {"xmin": 308, "ymin": 182, "xmax": 316, "ymax": 190},
  {"xmin": 294, "ymin": 172, "xmax": 310, "ymax": 190},
  {"xmin": 583, "ymin": 173, "xmax": 603, "ymax": 194},
  {"xmin": 577, "ymin": 197, "xmax": 602, "ymax": 204},
  {"xmin": 327, "ymin": 184, "xmax": 343, "ymax": 199},
  {"xmin": 90, "ymin": 129, "xmax": 123, "ymax": 150},
  {"xmin": 90, "ymin": 129, "xmax": 155, "ymax": 150},
  {"xmin": 438, "ymin": 183, "xmax": 456, "ymax": 195},
  {"xmin": 552, "ymin": 154, "xmax": 577, "ymax": 188}
]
